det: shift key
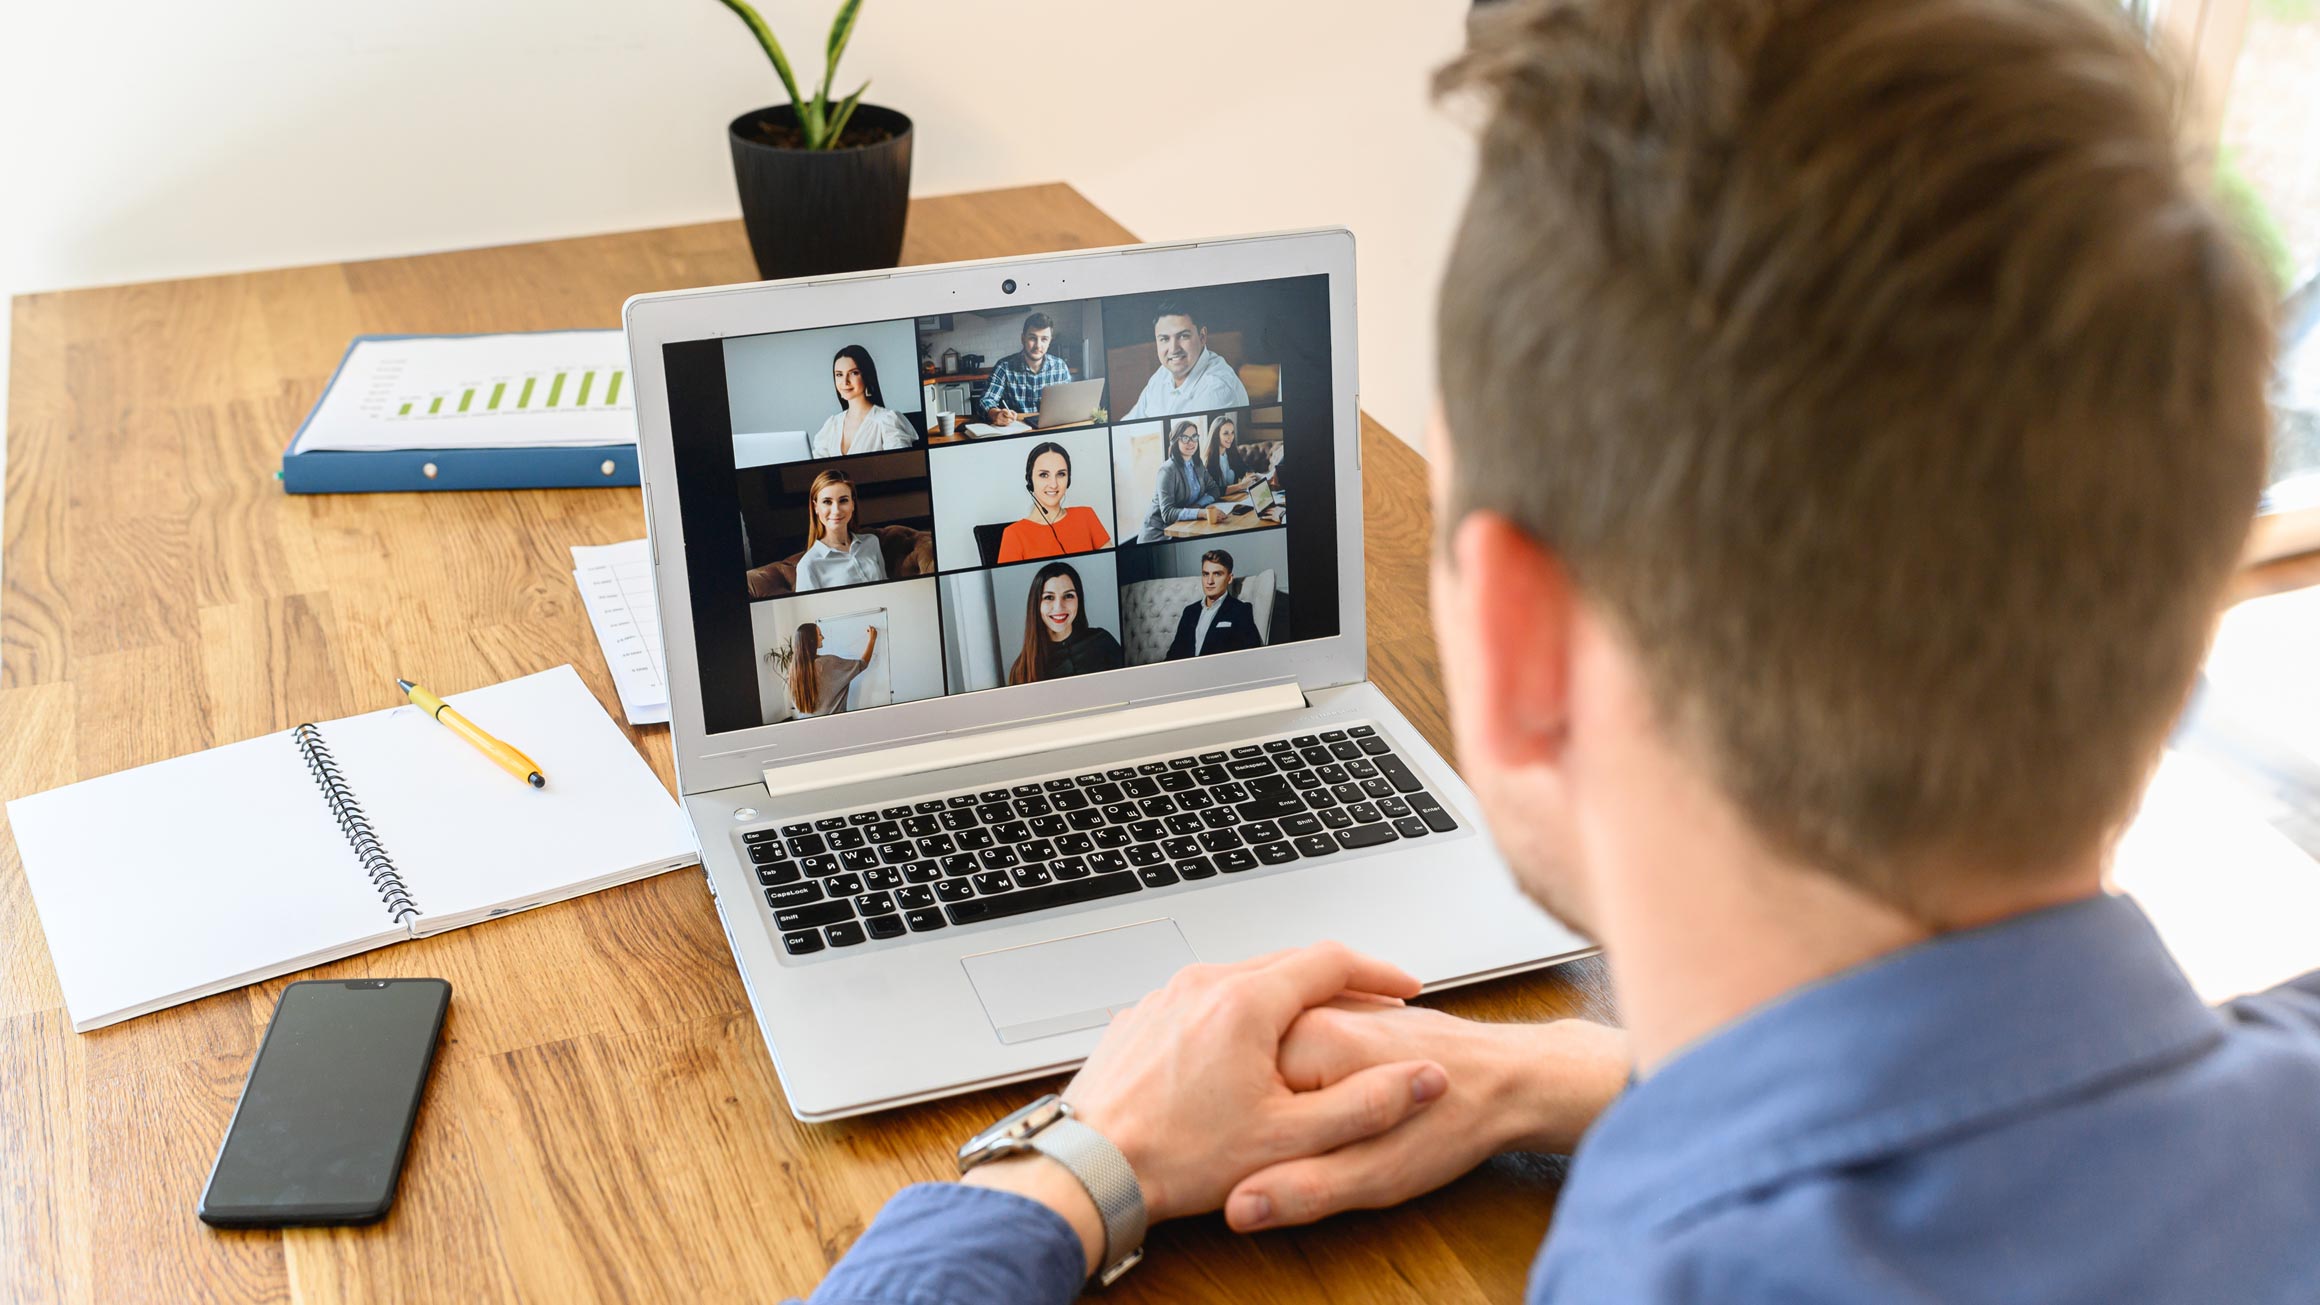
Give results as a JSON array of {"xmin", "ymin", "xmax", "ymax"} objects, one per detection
[{"xmin": 775, "ymin": 900, "xmax": 857, "ymax": 931}]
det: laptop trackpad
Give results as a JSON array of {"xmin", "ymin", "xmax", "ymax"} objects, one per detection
[{"xmin": 961, "ymin": 920, "xmax": 1197, "ymax": 1045}]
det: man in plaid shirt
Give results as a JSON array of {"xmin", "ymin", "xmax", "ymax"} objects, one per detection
[{"xmin": 979, "ymin": 312, "xmax": 1075, "ymax": 425}]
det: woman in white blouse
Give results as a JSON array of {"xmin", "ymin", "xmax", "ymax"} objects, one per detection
[
  {"xmin": 809, "ymin": 345, "xmax": 918, "ymax": 457},
  {"xmin": 793, "ymin": 468, "xmax": 887, "ymax": 592}
]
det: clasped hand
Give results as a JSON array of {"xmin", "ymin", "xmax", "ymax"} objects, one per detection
[{"xmin": 1056, "ymin": 942, "xmax": 1630, "ymax": 1233}]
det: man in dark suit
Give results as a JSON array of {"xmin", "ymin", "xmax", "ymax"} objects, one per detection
[{"xmin": 1165, "ymin": 549, "xmax": 1264, "ymax": 660}]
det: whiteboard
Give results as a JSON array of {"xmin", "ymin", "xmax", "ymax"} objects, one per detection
[{"xmin": 814, "ymin": 607, "xmax": 893, "ymax": 710}]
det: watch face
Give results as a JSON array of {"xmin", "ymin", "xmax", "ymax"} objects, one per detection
[{"xmin": 961, "ymin": 1094, "xmax": 1066, "ymax": 1163}]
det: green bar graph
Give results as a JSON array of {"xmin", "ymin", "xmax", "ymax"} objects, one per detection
[
  {"xmin": 428, "ymin": 396, "xmax": 443, "ymax": 415},
  {"xmin": 488, "ymin": 381, "xmax": 506, "ymax": 410},
  {"xmin": 457, "ymin": 388, "xmax": 475, "ymax": 413},
  {"xmin": 518, "ymin": 376, "xmax": 536, "ymax": 409},
  {"xmin": 398, "ymin": 402, "xmax": 412, "ymax": 416},
  {"xmin": 605, "ymin": 370, "xmax": 624, "ymax": 405},
  {"xmin": 547, "ymin": 372, "xmax": 566, "ymax": 407},
  {"xmin": 576, "ymin": 371, "xmax": 596, "ymax": 406}
]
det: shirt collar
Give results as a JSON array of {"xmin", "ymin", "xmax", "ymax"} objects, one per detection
[{"xmin": 1561, "ymin": 893, "xmax": 2223, "ymax": 1233}]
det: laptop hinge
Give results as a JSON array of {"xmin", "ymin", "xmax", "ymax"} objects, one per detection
[{"xmin": 758, "ymin": 682, "xmax": 1307, "ymax": 801}]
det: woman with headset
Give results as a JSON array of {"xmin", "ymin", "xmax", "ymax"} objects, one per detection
[
  {"xmin": 794, "ymin": 468, "xmax": 886, "ymax": 592},
  {"xmin": 1006, "ymin": 560, "xmax": 1123, "ymax": 685},
  {"xmin": 1137, "ymin": 419, "xmax": 1229, "ymax": 544},
  {"xmin": 786, "ymin": 620, "xmax": 879, "ymax": 717},
  {"xmin": 995, "ymin": 441, "xmax": 1110, "ymax": 564},
  {"xmin": 808, "ymin": 344, "xmax": 918, "ymax": 457}
]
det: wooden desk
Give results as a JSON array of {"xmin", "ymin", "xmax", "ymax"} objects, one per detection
[
  {"xmin": 0, "ymin": 184, "xmax": 1612, "ymax": 1302},
  {"xmin": 1164, "ymin": 506, "xmax": 1288, "ymax": 540}
]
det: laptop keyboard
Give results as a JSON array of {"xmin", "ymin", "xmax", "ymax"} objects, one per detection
[{"xmin": 737, "ymin": 723, "xmax": 1461, "ymax": 957}]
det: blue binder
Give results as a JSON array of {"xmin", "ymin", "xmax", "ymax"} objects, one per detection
[{"xmin": 280, "ymin": 333, "xmax": 640, "ymax": 494}]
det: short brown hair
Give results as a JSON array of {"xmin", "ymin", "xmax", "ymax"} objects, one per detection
[{"xmin": 1435, "ymin": 0, "xmax": 2274, "ymax": 907}]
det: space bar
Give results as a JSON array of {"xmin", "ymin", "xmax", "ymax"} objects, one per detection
[{"xmin": 944, "ymin": 872, "xmax": 1143, "ymax": 925}]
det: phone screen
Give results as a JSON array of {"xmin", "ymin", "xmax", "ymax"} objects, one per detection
[{"xmin": 198, "ymin": 978, "xmax": 450, "ymax": 1226}]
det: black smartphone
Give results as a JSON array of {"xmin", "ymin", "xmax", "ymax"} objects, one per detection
[{"xmin": 197, "ymin": 977, "xmax": 451, "ymax": 1227}]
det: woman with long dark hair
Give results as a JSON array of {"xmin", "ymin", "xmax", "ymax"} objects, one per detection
[
  {"xmin": 1005, "ymin": 561, "xmax": 1123, "ymax": 685},
  {"xmin": 1200, "ymin": 412, "xmax": 1267, "ymax": 497},
  {"xmin": 808, "ymin": 344, "xmax": 917, "ymax": 457},
  {"xmin": 1137, "ymin": 419, "xmax": 1227, "ymax": 543},
  {"xmin": 785, "ymin": 619, "xmax": 879, "ymax": 717}
]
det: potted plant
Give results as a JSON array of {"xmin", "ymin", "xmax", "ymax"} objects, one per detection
[{"xmin": 715, "ymin": 0, "xmax": 913, "ymax": 281}]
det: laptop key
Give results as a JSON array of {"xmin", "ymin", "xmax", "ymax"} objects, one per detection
[
  {"xmin": 825, "ymin": 922, "xmax": 867, "ymax": 947},
  {"xmin": 879, "ymin": 841, "xmax": 916, "ymax": 865},
  {"xmin": 1214, "ymin": 848, "xmax": 1259, "ymax": 873},
  {"xmin": 783, "ymin": 929, "xmax": 824, "ymax": 955},
  {"xmin": 1137, "ymin": 795, "xmax": 1178, "ymax": 818},
  {"xmin": 1088, "ymin": 783, "xmax": 1127, "ymax": 805},
  {"xmin": 1349, "ymin": 725, "xmax": 1377, "ymax": 737},
  {"xmin": 847, "ymin": 811, "xmax": 882, "ymax": 826},
  {"xmin": 1374, "ymin": 754, "xmax": 1427, "ymax": 795},
  {"xmin": 1121, "ymin": 777, "xmax": 1160, "ymax": 799},
  {"xmin": 780, "ymin": 834, "xmax": 823, "ymax": 858},
  {"xmin": 1052, "ymin": 789, "xmax": 1092, "ymax": 812},
  {"xmin": 955, "ymin": 828, "xmax": 997, "ymax": 851},
  {"xmin": 1106, "ymin": 767, "xmax": 1137, "ymax": 781},
  {"xmin": 1013, "ymin": 783, "xmax": 1045, "ymax": 797},
  {"xmin": 1051, "ymin": 856, "xmax": 1093, "ymax": 880},
  {"xmin": 904, "ymin": 860, "xmax": 942, "ymax": 884},
  {"xmin": 840, "ymin": 847, "xmax": 879, "ymax": 873},
  {"xmin": 949, "ymin": 794, "xmax": 980, "ymax": 807},
  {"xmin": 1156, "ymin": 770, "xmax": 1196, "ymax": 792},
  {"xmin": 864, "ymin": 866, "xmax": 903, "ymax": 891},
  {"xmin": 934, "ymin": 878, "xmax": 975, "ymax": 902},
  {"xmin": 1263, "ymin": 738, "xmax": 1295, "ymax": 753},
  {"xmin": 1199, "ymin": 751, "xmax": 1228, "ymax": 764},
  {"xmin": 994, "ymin": 821, "xmax": 1032, "ymax": 843},
  {"xmin": 1230, "ymin": 745, "xmax": 1265, "ymax": 759},
  {"xmin": 1161, "ymin": 835, "xmax": 1202, "ymax": 859},
  {"xmin": 978, "ymin": 847, "xmax": 1021, "ymax": 870},
  {"xmin": 803, "ymin": 854, "xmax": 842, "ymax": 877},
  {"xmin": 1020, "ymin": 838, "xmax": 1056, "ymax": 863},
  {"xmin": 1281, "ymin": 814, "xmax": 1322, "ymax": 837},
  {"xmin": 766, "ymin": 881, "xmax": 823, "ymax": 908},
  {"xmin": 1168, "ymin": 755, "xmax": 1202, "ymax": 770},
  {"xmin": 1362, "ymin": 778, "xmax": 1396, "ymax": 800},
  {"xmin": 1292, "ymin": 734, "xmax": 1320, "ymax": 748},
  {"xmin": 1088, "ymin": 850, "xmax": 1130, "ymax": 874},
  {"xmin": 756, "ymin": 860, "xmax": 803, "ymax": 886},
  {"xmin": 1054, "ymin": 832, "xmax": 1096, "ymax": 856},
  {"xmin": 781, "ymin": 821, "xmax": 814, "ymax": 837},
  {"xmin": 1378, "ymin": 797, "xmax": 1412, "ymax": 819},
  {"xmin": 1237, "ymin": 794, "xmax": 1304, "ymax": 822},
  {"xmin": 1318, "ymin": 808, "xmax": 1354, "ymax": 830},
  {"xmin": 1293, "ymin": 834, "xmax": 1339, "ymax": 859},
  {"xmin": 866, "ymin": 821, "xmax": 903, "ymax": 844},
  {"xmin": 1243, "ymin": 821, "xmax": 1285, "ymax": 844},
  {"xmin": 1347, "ymin": 759, "xmax": 1380, "ymax": 780},
  {"xmin": 1254, "ymin": 841, "xmax": 1300, "ymax": 867},
  {"xmin": 1200, "ymin": 829, "xmax": 1245, "ymax": 853},
  {"xmin": 824, "ymin": 873, "xmax": 866, "ymax": 897},
  {"xmin": 915, "ymin": 800, "xmax": 948, "ymax": 813},
  {"xmin": 816, "ymin": 816, "xmax": 849, "ymax": 831},
  {"xmin": 743, "ymin": 828, "xmax": 783, "ymax": 844},
  {"xmin": 978, "ymin": 803, "xmax": 1014, "ymax": 825},
  {"xmin": 827, "ymin": 828, "xmax": 868, "ymax": 851},
  {"xmin": 775, "ymin": 901, "xmax": 855, "ymax": 930},
  {"xmin": 1321, "ymin": 729, "xmax": 1349, "ymax": 742},
  {"xmin": 1348, "ymin": 803, "xmax": 1383, "ymax": 824},
  {"xmin": 1227, "ymin": 758, "xmax": 1276, "ymax": 780},
  {"xmin": 1213, "ymin": 781, "xmax": 1249, "ymax": 805},
  {"xmin": 1332, "ymin": 782, "xmax": 1365, "ymax": 804},
  {"xmin": 855, "ymin": 890, "xmax": 897, "ymax": 916},
  {"xmin": 945, "ymin": 870, "xmax": 1142, "ymax": 925},
  {"xmin": 1201, "ymin": 808, "xmax": 1238, "ymax": 831},
  {"xmin": 864, "ymin": 913, "xmax": 907, "ymax": 940},
  {"xmin": 1164, "ymin": 813, "xmax": 1204, "ymax": 837},
  {"xmin": 1337, "ymin": 824, "xmax": 1399, "ymax": 851},
  {"xmin": 1421, "ymin": 806, "xmax": 1459, "ymax": 833},
  {"xmin": 1125, "ymin": 844, "xmax": 1166, "ymax": 867},
  {"xmin": 1177, "ymin": 789, "xmax": 1216, "ymax": 811},
  {"xmin": 1092, "ymin": 827, "xmax": 1132, "ymax": 849},
  {"xmin": 1016, "ymin": 795, "xmax": 1053, "ymax": 817},
  {"xmin": 1193, "ymin": 765, "xmax": 1230, "ymax": 786},
  {"xmin": 1303, "ymin": 787, "xmax": 1337, "ymax": 808},
  {"xmin": 903, "ymin": 814, "xmax": 940, "ymax": 838},
  {"xmin": 1175, "ymin": 857, "xmax": 1218, "ymax": 879},
  {"xmin": 896, "ymin": 885, "xmax": 936, "ymax": 910},
  {"xmin": 981, "ymin": 789, "xmax": 1013, "ymax": 804},
  {"xmin": 906, "ymin": 907, "xmax": 948, "ymax": 932},
  {"xmin": 1138, "ymin": 865, "xmax": 1181, "ymax": 889},
  {"xmin": 940, "ymin": 809, "xmax": 981, "ymax": 831},
  {"xmin": 1128, "ymin": 819, "xmax": 1166, "ymax": 843},
  {"xmin": 1289, "ymin": 769, "xmax": 1324, "ymax": 790},
  {"xmin": 1043, "ymin": 777, "xmax": 1077, "ymax": 791},
  {"xmin": 916, "ymin": 834, "xmax": 957, "ymax": 858},
  {"xmin": 1013, "ymin": 864, "xmax": 1054, "ymax": 889},
  {"xmin": 1137, "ymin": 760, "xmax": 1170, "ymax": 775},
  {"xmin": 1301, "ymin": 747, "xmax": 1333, "ymax": 766},
  {"xmin": 1394, "ymin": 817, "xmax": 1432, "ymax": 840},
  {"xmin": 972, "ymin": 871, "xmax": 1013, "ymax": 895},
  {"xmin": 1359, "ymin": 737, "xmax": 1392, "ymax": 756}
]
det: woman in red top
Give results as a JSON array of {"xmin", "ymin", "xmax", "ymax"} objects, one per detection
[{"xmin": 996, "ymin": 440, "xmax": 1111, "ymax": 563}]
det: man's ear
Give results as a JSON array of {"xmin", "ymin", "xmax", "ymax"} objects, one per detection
[{"xmin": 1448, "ymin": 511, "xmax": 1575, "ymax": 771}]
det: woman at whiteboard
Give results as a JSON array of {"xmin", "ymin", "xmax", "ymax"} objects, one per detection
[
  {"xmin": 808, "ymin": 345, "xmax": 917, "ymax": 457},
  {"xmin": 1005, "ymin": 560, "xmax": 1123, "ymax": 685},
  {"xmin": 794, "ymin": 469, "xmax": 886, "ymax": 592},
  {"xmin": 787, "ymin": 621, "xmax": 879, "ymax": 717}
]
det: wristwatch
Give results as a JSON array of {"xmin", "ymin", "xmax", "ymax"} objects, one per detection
[{"xmin": 956, "ymin": 1094, "xmax": 1147, "ymax": 1288}]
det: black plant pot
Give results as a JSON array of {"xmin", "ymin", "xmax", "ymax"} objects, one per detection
[{"xmin": 729, "ymin": 103, "xmax": 913, "ymax": 282}]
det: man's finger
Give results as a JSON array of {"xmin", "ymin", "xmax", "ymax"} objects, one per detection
[
  {"xmin": 1250, "ymin": 943, "xmax": 1421, "ymax": 1024},
  {"xmin": 1224, "ymin": 1136, "xmax": 1412, "ymax": 1232},
  {"xmin": 1261, "ymin": 1059, "xmax": 1445, "ymax": 1167}
]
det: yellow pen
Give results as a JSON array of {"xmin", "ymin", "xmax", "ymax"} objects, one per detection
[{"xmin": 397, "ymin": 677, "xmax": 547, "ymax": 789}]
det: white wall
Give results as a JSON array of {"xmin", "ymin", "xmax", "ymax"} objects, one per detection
[{"xmin": 0, "ymin": 1, "xmax": 1475, "ymax": 456}]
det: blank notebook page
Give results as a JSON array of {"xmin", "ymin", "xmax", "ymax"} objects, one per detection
[
  {"xmin": 322, "ymin": 664, "xmax": 697, "ymax": 929},
  {"xmin": 8, "ymin": 730, "xmax": 405, "ymax": 1029}
]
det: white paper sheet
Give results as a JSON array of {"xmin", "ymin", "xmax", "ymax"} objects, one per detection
[
  {"xmin": 294, "ymin": 331, "xmax": 637, "ymax": 452},
  {"xmin": 571, "ymin": 540, "xmax": 669, "ymax": 725}
]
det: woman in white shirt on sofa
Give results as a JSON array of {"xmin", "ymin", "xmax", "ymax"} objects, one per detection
[
  {"xmin": 808, "ymin": 344, "xmax": 917, "ymax": 457},
  {"xmin": 793, "ymin": 468, "xmax": 886, "ymax": 592}
]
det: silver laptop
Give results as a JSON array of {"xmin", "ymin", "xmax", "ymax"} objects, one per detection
[
  {"xmin": 623, "ymin": 230, "xmax": 1590, "ymax": 1121},
  {"xmin": 1030, "ymin": 377, "xmax": 1105, "ymax": 429}
]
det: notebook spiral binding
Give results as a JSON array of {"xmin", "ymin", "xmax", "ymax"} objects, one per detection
[{"xmin": 291, "ymin": 722, "xmax": 421, "ymax": 927}]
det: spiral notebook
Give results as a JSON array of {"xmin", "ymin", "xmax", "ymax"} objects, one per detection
[{"xmin": 6, "ymin": 665, "xmax": 699, "ymax": 1032}]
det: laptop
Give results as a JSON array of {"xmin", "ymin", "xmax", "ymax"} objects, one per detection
[
  {"xmin": 623, "ymin": 229, "xmax": 1591, "ymax": 1121},
  {"xmin": 1029, "ymin": 377, "xmax": 1106, "ymax": 429}
]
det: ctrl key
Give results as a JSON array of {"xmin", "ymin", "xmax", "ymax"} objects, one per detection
[{"xmin": 782, "ymin": 929, "xmax": 825, "ymax": 956}]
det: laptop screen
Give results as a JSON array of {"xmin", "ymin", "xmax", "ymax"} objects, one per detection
[{"xmin": 658, "ymin": 274, "xmax": 1341, "ymax": 735}]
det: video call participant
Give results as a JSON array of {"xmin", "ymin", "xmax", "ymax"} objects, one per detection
[
  {"xmin": 1122, "ymin": 301, "xmax": 1252, "ymax": 419},
  {"xmin": 810, "ymin": 344, "xmax": 918, "ymax": 457},
  {"xmin": 1006, "ymin": 561, "xmax": 1123, "ymax": 685},
  {"xmin": 998, "ymin": 442, "xmax": 1111, "ymax": 563},
  {"xmin": 787, "ymin": 621, "xmax": 878, "ymax": 717},
  {"xmin": 980, "ymin": 312, "xmax": 1074, "ymax": 427},
  {"xmin": 794, "ymin": 469, "xmax": 887, "ymax": 592},
  {"xmin": 1137, "ymin": 420, "xmax": 1230, "ymax": 543},
  {"xmin": 1165, "ymin": 549, "xmax": 1264, "ymax": 660},
  {"xmin": 1202, "ymin": 413, "xmax": 1269, "ymax": 496}
]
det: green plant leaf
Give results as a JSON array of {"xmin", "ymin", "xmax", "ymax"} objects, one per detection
[
  {"xmin": 813, "ymin": 0, "xmax": 863, "ymax": 139},
  {"xmin": 825, "ymin": 80, "xmax": 870, "ymax": 146},
  {"xmin": 714, "ymin": 0, "xmax": 808, "ymax": 127}
]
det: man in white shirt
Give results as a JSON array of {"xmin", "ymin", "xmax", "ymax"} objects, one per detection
[{"xmin": 1122, "ymin": 302, "xmax": 1252, "ymax": 419}]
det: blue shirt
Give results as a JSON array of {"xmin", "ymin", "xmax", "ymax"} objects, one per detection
[
  {"xmin": 804, "ymin": 894, "xmax": 2320, "ymax": 1303},
  {"xmin": 978, "ymin": 350, "xmax": 1072, "ymax": 417}
]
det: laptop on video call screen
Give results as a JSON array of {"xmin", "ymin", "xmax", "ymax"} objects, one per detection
[{"xmin": 657, "ymin": 274, "xmax": 1342, "ymax": 736}]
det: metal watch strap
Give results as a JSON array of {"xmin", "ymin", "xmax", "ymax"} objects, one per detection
[{"xmin": 1028, "ymin": 1116, "xmax": 1148, "ymax": 1288}]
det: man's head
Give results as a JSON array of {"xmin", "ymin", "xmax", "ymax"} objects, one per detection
[
  {"xmin": 1021, "ymin": 312, "xmax": 1056, "ymax": 367},
  {"xmin": 1200, "ymin": 550, "xmax": 1235, "ymax": 602},
  {"xmin": 1428, "ymin": 0, "xmax": 2274, "ymax": 929},
  {"xmin": 1152, "ymin": 303, "xmax": 1207, "ymax": 381}
]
